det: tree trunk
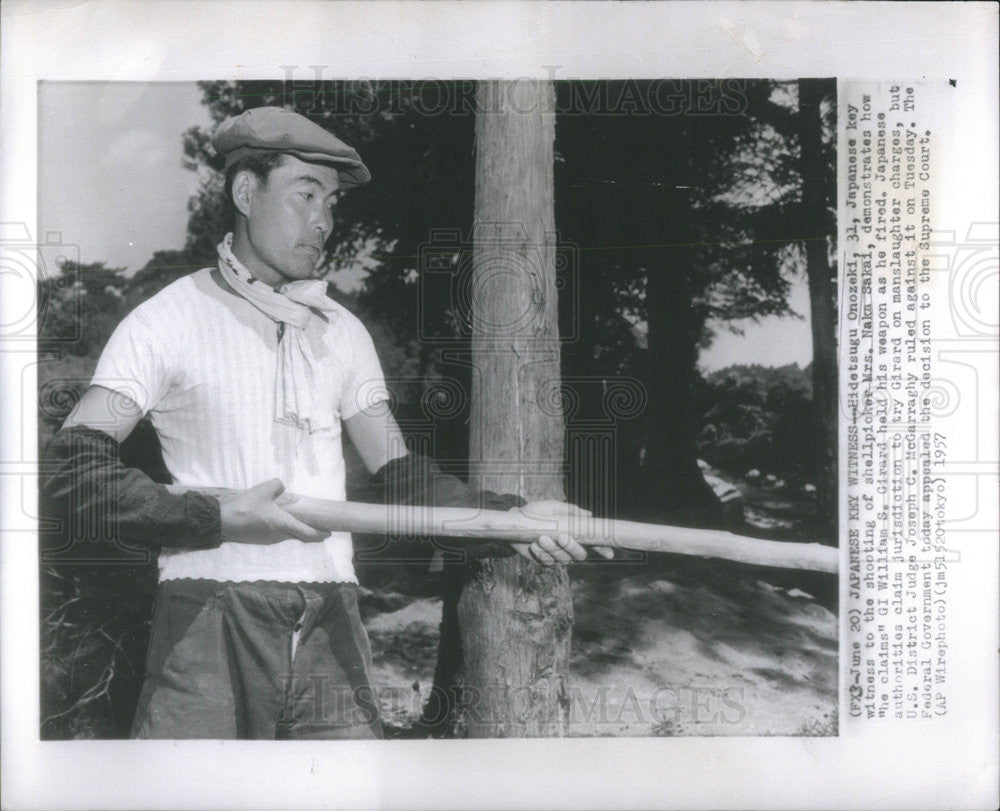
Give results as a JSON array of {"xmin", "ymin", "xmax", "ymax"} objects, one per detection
[
  {"xmin": 797, "ymin": 79, "xmax": 838, "ymax": 540},
  {"xmin": 457, "ymin": 80, "xmax": 573, "ymax": 737},
  {"xmin": 637, "ymin": 184, "xmax": 724, "ymax": 530}
]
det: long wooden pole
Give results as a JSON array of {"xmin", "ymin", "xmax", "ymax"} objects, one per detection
[{"xmin": 169, "ymin": 486, "xmax": 838, "ymax": 574}]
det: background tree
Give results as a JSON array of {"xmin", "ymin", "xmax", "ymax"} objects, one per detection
[
  {"xmin": 708, "ymin": 78, "xmax": 838, "ymax": 536},
  {"xmin": 554, "ymin": 81, "xmax": 802, "ymax": 530},
  {"xmin": 796, "ymin": 79, "xmax": 838, "ymax": 536},
  {"xmin": 37, "ymin": 260, "xmax": 127, "ymax": 363}
]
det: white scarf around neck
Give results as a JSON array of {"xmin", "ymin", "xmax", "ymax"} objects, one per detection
[{"xmin": 217, "ymin": 233, "xmax": 339, "ymax": 434}]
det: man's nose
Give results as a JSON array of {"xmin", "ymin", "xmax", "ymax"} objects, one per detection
[{"xmin": 311, "ymin": 204, "xmax": 333, "ymax": 238}]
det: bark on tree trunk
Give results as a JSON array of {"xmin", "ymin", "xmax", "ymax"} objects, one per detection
[
  {"xmin": 457, "ymin": 80, "xmax": 573, "ymax": 737},
  {"xmin": 798, "ymin": 79, "xmax": 838, "ymax": 540}
]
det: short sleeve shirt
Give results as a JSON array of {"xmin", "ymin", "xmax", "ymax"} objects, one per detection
[{"xmin": 91, "ymin": 268, "xmax": 388, "ymax": 583}]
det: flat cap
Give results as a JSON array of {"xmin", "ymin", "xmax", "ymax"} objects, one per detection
[{"xmin": 212, "ymin": 106, "xmax": 370, "ymax": 187}]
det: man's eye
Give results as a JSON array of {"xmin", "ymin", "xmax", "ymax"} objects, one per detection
[{"xmin": 300, "ymin": 192, "xmax": 313, "ymax": 201}]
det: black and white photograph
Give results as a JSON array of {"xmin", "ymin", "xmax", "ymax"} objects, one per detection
[
  {"xmin": 34, "ymin": 77, "xmax": 838, "ymax": 742},
  {"xmin": 2, "ymin": 3, "xmax": 997, "ymax": 810}
]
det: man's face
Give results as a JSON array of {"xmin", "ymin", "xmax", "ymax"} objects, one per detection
[{"xmin": 235, "ymin": 154, "xmax": 340, "ymax": 286}]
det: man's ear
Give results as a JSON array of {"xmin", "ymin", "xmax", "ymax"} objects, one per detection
[{"xmin": 231, "ymin": 170, "xmax": 255, "ymax": 218}]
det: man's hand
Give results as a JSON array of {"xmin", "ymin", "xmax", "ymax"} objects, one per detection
[
  {"xmin": 511, "ymin": 500, "xmax": 615, "ymax": 565},
  {"xmin": 219, "ymin": 478, "xmax": 328, "ymax": 545}
]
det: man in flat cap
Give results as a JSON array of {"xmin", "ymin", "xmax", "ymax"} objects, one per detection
[{"xmin": 43, "ymin": 106, "xmax": 598, "ymax": 740}]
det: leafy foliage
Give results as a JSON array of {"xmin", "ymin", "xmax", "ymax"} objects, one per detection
[
  {"xmin": 698, "ymin": 363, "xmax": 819, "ymax": 486},
  {"xmin": 37, "ymin": 261, "xmax": 128, "ymax": 359}
]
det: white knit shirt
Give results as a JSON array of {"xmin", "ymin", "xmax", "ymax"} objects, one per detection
[{"xmin": 91, "ymin": 267, "xmax": 389, "ymax": 583}]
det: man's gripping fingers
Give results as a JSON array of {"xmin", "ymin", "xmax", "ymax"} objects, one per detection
[
  {"xmin": 253, "ymin": 477, "xmax": 287, "ymax": 498},
  {"xmin": 274, "ymin": 509, "xmax": 328, "ymax": 543},
  {"xmin": 512, "ymin": 500, "xmax": 614, "ymax": 564},
  {"xmin": 257, "ymin": 478, "xmax": 326, "ymax": 542},
  {"xmin": 221, "ymin": 478, "xmax": 327, "ymax": 544},
  {"xmin": 541, "ymin": 534, "xmax": 587, "ymax": 563}
]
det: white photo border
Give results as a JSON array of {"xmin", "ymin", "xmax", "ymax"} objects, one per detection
[{"xmin": 2, "ymin": 2, "xmax": 997, "ymax": 809}]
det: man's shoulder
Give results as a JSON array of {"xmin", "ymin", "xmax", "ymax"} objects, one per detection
[{"xmin": 127, "ymin": 268, "xmax": 216, "ymax": 320}]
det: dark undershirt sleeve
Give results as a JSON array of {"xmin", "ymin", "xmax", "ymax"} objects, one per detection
[
  {"xmin": 369, "ymin": 453, "xmax": 522, "ymax": 559},
  {"xmin": 41, "ymin": 425, "xmax": 222, "ymax": 550}
]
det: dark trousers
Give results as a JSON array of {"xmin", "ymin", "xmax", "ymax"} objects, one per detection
[{"xmin": 132, "ymin": 579, "xmax": 383, "ymax": 739}]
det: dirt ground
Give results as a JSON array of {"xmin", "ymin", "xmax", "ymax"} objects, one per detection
[{"xmin": 360, "ymin": 478, "xmax": 838, "ymax": 737}]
